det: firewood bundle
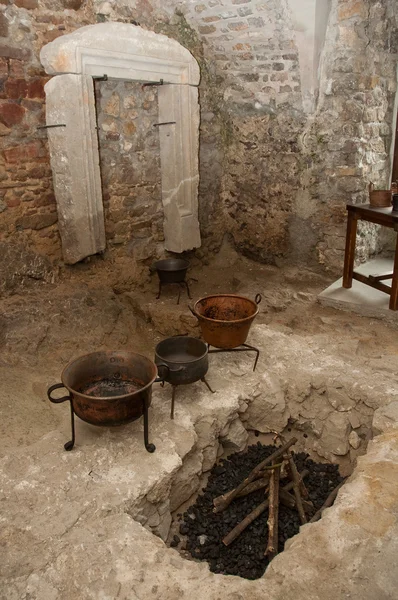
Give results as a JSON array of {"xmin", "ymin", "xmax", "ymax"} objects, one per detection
[{"xmin": 212, "ymin": 436, "xmax": 344, "ymax": 559}]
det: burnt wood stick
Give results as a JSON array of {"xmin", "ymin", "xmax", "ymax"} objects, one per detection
[
  {"xmin": 235, "ymin": 477, "xmax": 270, "ymax": 498},
  {"xmin": 235, "ymin": 479, "xmax": 313, "ymax": 511},
  {"xmin": 309, "ymin": 479, "xmax": 346, "ymax": 523},
  {"xmin": 214, "ymin": 462, "xmax": 284, "ymax": 507},
  {"xmin": 214, "ymin": 438, "xmax": 297, "ymax": 513},
  {"xmin": 279, "ymin": 489, "xmax": 313, "ymax": 513},
  {"xmin": 264, "ymin": 464, "xmax": 280, "ymax": 559},
  {"xmin": 287, "ymin": 454, "xmax": 309, "ymax": 499},
  {"xmin": 222, "ymin": 469, "xmax": 309, "ymax": 547},
  {"xmin": 286, "ymin": 460, "xmax": 307, "ymax": 524},
  {"xmin": 272, "ymin": 432, "xmax": 308, "ymax": 499}
]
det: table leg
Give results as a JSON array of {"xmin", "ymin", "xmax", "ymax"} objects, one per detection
[
  {"xmin": 343, "ymin": 211, "xmax": 358, "ymax": 289},
  {"xmin": 389, "ymin": 233, "xmax": 398, "ymax": 310}
]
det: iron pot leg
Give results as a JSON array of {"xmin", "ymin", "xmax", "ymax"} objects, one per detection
[
  {"xmin": 143, "ymin": 397, "xmax": 156, "ymax": 453},
  {"xmin": 156, "ymin": 281, "xmax": 162, "ymax": 300},
  {"xmin": 201, "ymin": 377, "xmax": 216, "ymax": 394},
  {"xmin": 170, "ymin": 386, "xmax": 177, "ymax": 419},
  {"xmin": 184, "ymin": 280, "xmax": 192, "ymax": 299},
  {"xmin": 242, "ymin": 343, "xmax": 260, "ymax": 371},
  {"xmin": 64, "ymin": 401, "xmax": 76, "ymax": 451}
]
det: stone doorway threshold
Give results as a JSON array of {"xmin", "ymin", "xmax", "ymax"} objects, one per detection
[{"xmin": 318, "ymin": 257, "xmax": 398, "ymax": 322}]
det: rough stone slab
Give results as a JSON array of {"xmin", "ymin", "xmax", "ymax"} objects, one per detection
[
  {"xmin": 240, "ymin": 372, "xmax": 289, "ymax": 432},
  {"xmin": 158, "ymin": 84, "xmax": 201, "ymax": 252},
  {"xmin": 44, "ymin": 74, "xmax": 106, "ymax": 264},
  {"xmin": 169, "ymin": 450, "xmax": 203, "ymax": 511},
  {"xmin": 220, "ymin": 417, "xmax": 248, "ymax": 450},
  {"xmin": 314, "ymin": 411, "xmax": 351, "ymax": 457}
]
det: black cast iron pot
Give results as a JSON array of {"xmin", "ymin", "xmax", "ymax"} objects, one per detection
[
  {"xmin": 154, "ymin": 336, "xmax": 208, "ymax": 385},
  {"xmin": 153, "ymin": 258, "xmax": 189, "ymax": 284}
]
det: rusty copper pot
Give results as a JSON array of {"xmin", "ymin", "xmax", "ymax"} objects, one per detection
[
  {"xmin": 189, "ymin": 294, "xmax": 262, "ymax": 349},
  {"xmin": 47, "ymin": 351, "xmax": 165, "ymax": 453}
]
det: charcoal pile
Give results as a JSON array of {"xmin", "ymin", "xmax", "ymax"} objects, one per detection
[{"xmin": 177, "ymin": 437, "xmax": 344, "ymax": 580}]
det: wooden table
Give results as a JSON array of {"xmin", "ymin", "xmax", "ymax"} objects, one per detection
[{"xmin": 343, "ymin": 203, "xmax": 398, "ymax": 311}]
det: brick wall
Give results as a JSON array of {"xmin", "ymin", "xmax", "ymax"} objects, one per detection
[
  {"xmin": 0, "ymin": 49, "xmax": 59, "ymax": 258},
  {"xmin": 0, "ymin": 0, "xmax": 92, "ymax": 266},
  {"xmin": 184, "ymin": 0, "xmax": 301, "ymax": 106}
]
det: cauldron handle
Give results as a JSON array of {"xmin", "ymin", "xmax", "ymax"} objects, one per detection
[
  {"xmin": 188, "ymin": 305, "xmax": 198, "ymax": 318},
  {"xmin": 255, "ymin": 294, "xmax": 262, "ymax": 305},
  {"xmin": 47, "ymin": 383, "xmax": 75, "ymax": 452},
  {"xmin": 155, "ymin": 363, "xmax": 170, "ymax": 383},
  {"xmin": 47, "ymin": 383, "xmax": 71, "ymax": 403},
  {"xmin": 155, "ymin": 364, "xmax": 185, "ymax": 383}
]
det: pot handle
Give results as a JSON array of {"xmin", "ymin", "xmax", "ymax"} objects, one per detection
[
  {"xmin": 155, "ymin": 363, "xmax": 170, "ymax": 383},
  {"xmin": 47, "ymin": 383, "xmax": 71, "ymax": 404},
  {"xmin": 255, "ymin": 293, "xmax": 262, "ymax": 305},
  {"xmin": 155, "ymin": 363, "xmax": 187, "ymax": 383},
  {"xmin": 188, "ymin": 305, "xmax": 198, "ymax": 318}
]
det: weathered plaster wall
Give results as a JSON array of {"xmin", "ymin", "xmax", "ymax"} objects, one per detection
[{"xmin": 0, "ymin": 0, "xmax": 397, "ymax": 286}]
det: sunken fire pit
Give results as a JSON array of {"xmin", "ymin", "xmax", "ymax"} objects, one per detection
[{"xmin": 175, "ymin": 441, "xmax": 344, "ymax": 580}]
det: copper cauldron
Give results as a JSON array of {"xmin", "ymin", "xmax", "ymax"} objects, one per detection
[
  {"xmin": 47, "ymin": 351, "xmax": 166, "ymax": 453},
  {"xmin": 189, "ymin": 294, "xmax": 262, "ymax": 349}
]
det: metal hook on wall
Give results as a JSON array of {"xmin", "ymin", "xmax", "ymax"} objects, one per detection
[{"xmin": 142, "ymin": 78, "xmax": 164, "ymax": 90}]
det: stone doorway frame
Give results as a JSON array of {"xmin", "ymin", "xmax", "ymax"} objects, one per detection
[{"xmin": 40, "ymin": 23, "xmax": 201, "ymax": 264}]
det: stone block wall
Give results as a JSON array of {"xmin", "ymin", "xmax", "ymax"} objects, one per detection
[
  {"xmin": 0, "ymin": 0, "xmax": 397, "ymax": 286},
  {"xmin": 181, "ymin": 0, "xmax": 398, "ymax": 269},
  {"xmin": 184, "ymin": 0, "xmax": 301, "ymax": 105},
  {"xmin": 95, "ymin": 80, "xmax": 164, "ymax": 261},
  {"xmin": 0, "ymin": 51, "xmax": 59, "ymax": 259},
  {"xmin": 0, "ymin": 0, "xmax": 91, "ymax": 270}
]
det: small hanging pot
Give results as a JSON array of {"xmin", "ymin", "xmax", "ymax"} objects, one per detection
[
  {"xmin": 368, "ymin": 182, "xmax": 392, "ymax": 207},
  {"xmin": 153, "ymin": 258, "xmax": 190, "ymax": 284}
]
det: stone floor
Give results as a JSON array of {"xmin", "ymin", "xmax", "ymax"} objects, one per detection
[{"xmin": 1, "ymin": 245, "xmax": 398, "ymax": 600}]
